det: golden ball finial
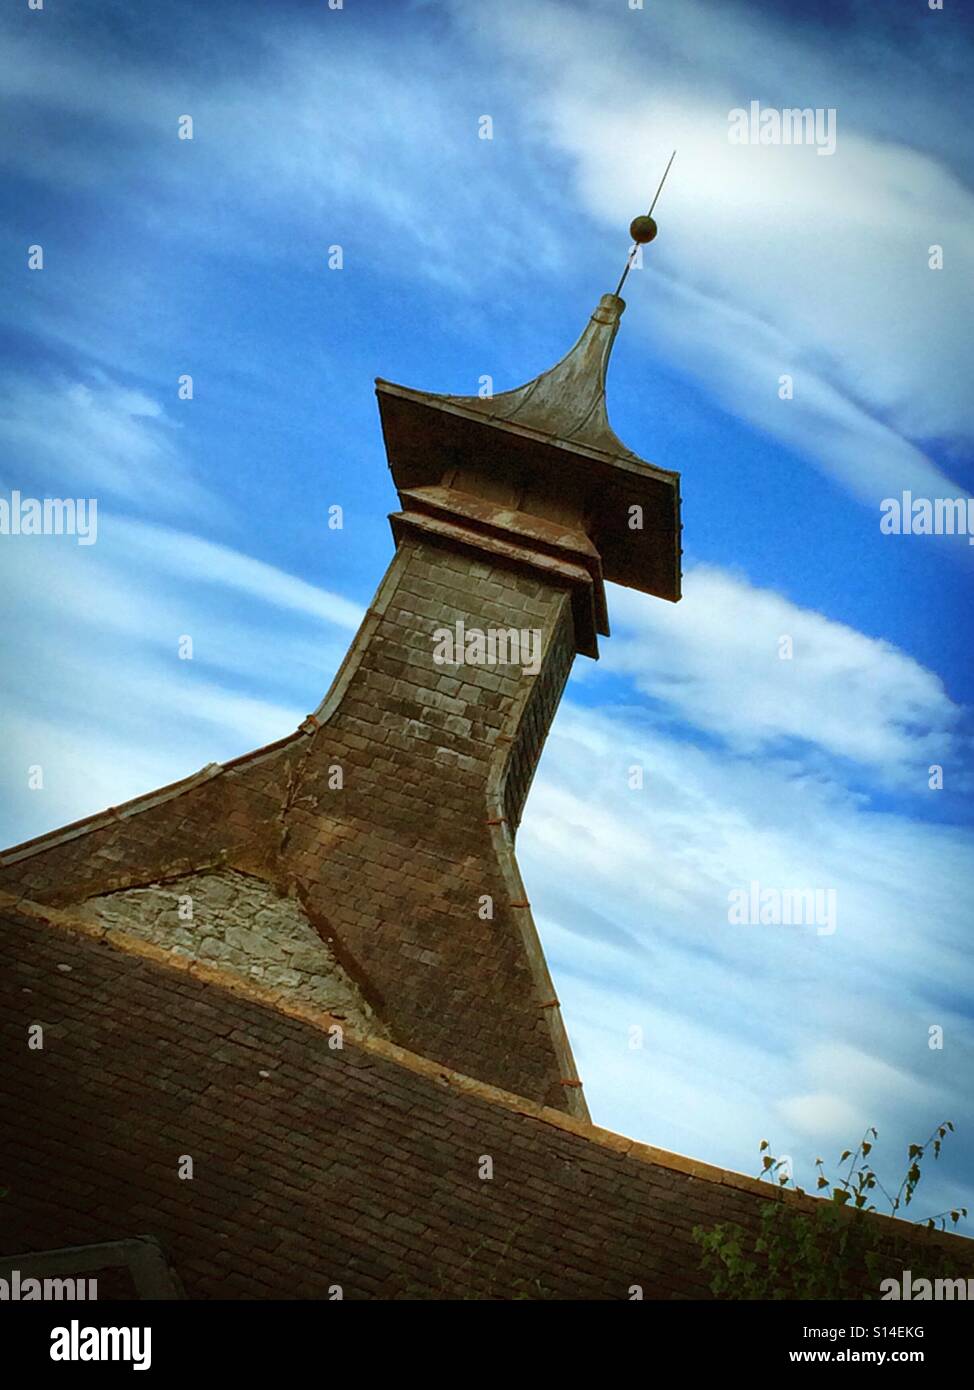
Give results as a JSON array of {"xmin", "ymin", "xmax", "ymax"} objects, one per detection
[{"xmin": 629, "ymin": 214, "xmax": 658, "ymax": 244}]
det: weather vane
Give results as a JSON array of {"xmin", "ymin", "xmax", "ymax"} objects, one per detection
[{"xmin": 614, "ymin": 149, "xmax": 676, "ymax": 297}]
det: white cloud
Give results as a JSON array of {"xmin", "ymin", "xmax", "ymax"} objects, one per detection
[
  {"xmin": 453, "ymin": 0, "xmax": 974, "ymax": 503},
  {"xmin": 7, "ymin": 0, "xmax": 971, "ymax": 522},
  {"xmin": 777, "ymin": 1093, "xmax": 864, "ymax": 1141},
  {"xmin": 521, "ymin": 697, "xmax": 974, "ymax": 1215},
  {"xmin": 0, "ymin": 371, "xmax": 208, "ymax": 511},
  {"xmin": 0, "ymin": 711, "xmax": 192, "ymax": 843},
  {"xmin": 106, "ymin": 517, "xmax": 364, "ymax": 631},
  {"xmin": 0, "ymin": 9, "xmax": 566, "ymax": 289},
  {"xmin": 0, "ymin": 517, "xmax": 362, "ymax": 846},
  {"xmin": 604, "ymin": 566, "xmax": 962, "ymax": 776}
]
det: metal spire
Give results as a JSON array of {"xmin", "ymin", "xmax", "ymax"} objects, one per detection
[{"xmin": 613, "ymin": 149, "xmax": 676, "ymax": 298}]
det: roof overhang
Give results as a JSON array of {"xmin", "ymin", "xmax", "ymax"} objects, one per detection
[{"xmin": 376, "ymin": 380, "xmax": 682, "ymax": 602}]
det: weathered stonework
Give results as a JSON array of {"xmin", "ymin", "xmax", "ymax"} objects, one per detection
[
  {"xmin": 1, "ymin": 297, "xmax": 677, "ymax": 1120},
  {"xmin": 0, "ymin": 535, "xmax": 586, "ymax": 1113},
  {"xmin": 79, "ymin": 870, "xmax": 383, "ymax": 1036}
]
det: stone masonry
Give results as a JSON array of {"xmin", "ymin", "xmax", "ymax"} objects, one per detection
[
  {"xmin": 80, "ymin": 869, "xmax": 383, "ymax": 1036},
  {"xmin": 0, "ymin": 293, "xmax": 677, "ymax": 1118},
  {"xmin": 0, "ymin": 533, "xmax": 583, "ymax": 1113}
]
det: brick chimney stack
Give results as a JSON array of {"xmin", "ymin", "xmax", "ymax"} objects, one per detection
[{"xmin": 0, "ymin": 293, "xmax": 681, "ymax": 1118}]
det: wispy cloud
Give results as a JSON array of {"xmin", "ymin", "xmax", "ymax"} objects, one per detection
[
  {"xmin": 522, "ymin": 697, "xmax": 974, "ymax": 1214},
  {"xmin": 454, "ymin": 0, "xmax": 974, "ymax": 501},
  {"xmin": 605, "ymin": 566, "xmax": 965, "ymax": 777},
  {"xmin": 107, "ymin": 517, "xmax": 364, "ymax": 631},
  {"xmin": 0, "ymin": 370, "xmax": 210, "ymax": 513},
  {"xmin": 0, "ymin": 516, "xmax": 362, "ymax": 844},
  {"xmin": 6, "ymin": 0, "xmax": 971, "ymax": 519}
]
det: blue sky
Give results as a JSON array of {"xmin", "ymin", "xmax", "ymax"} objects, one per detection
[{"xmin": 2, "ymin": 0, "xmax": 973, "ymax": 1227}]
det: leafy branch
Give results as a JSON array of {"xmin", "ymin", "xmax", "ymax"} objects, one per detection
[{"xmin": 694, "ymin": 1123, "xmax": 968, "ymax": 1300}]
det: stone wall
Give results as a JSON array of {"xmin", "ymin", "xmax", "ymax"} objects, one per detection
[{"xmin": 80, "ymin": 870, "xmax": 383, "ymax": 1036}]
